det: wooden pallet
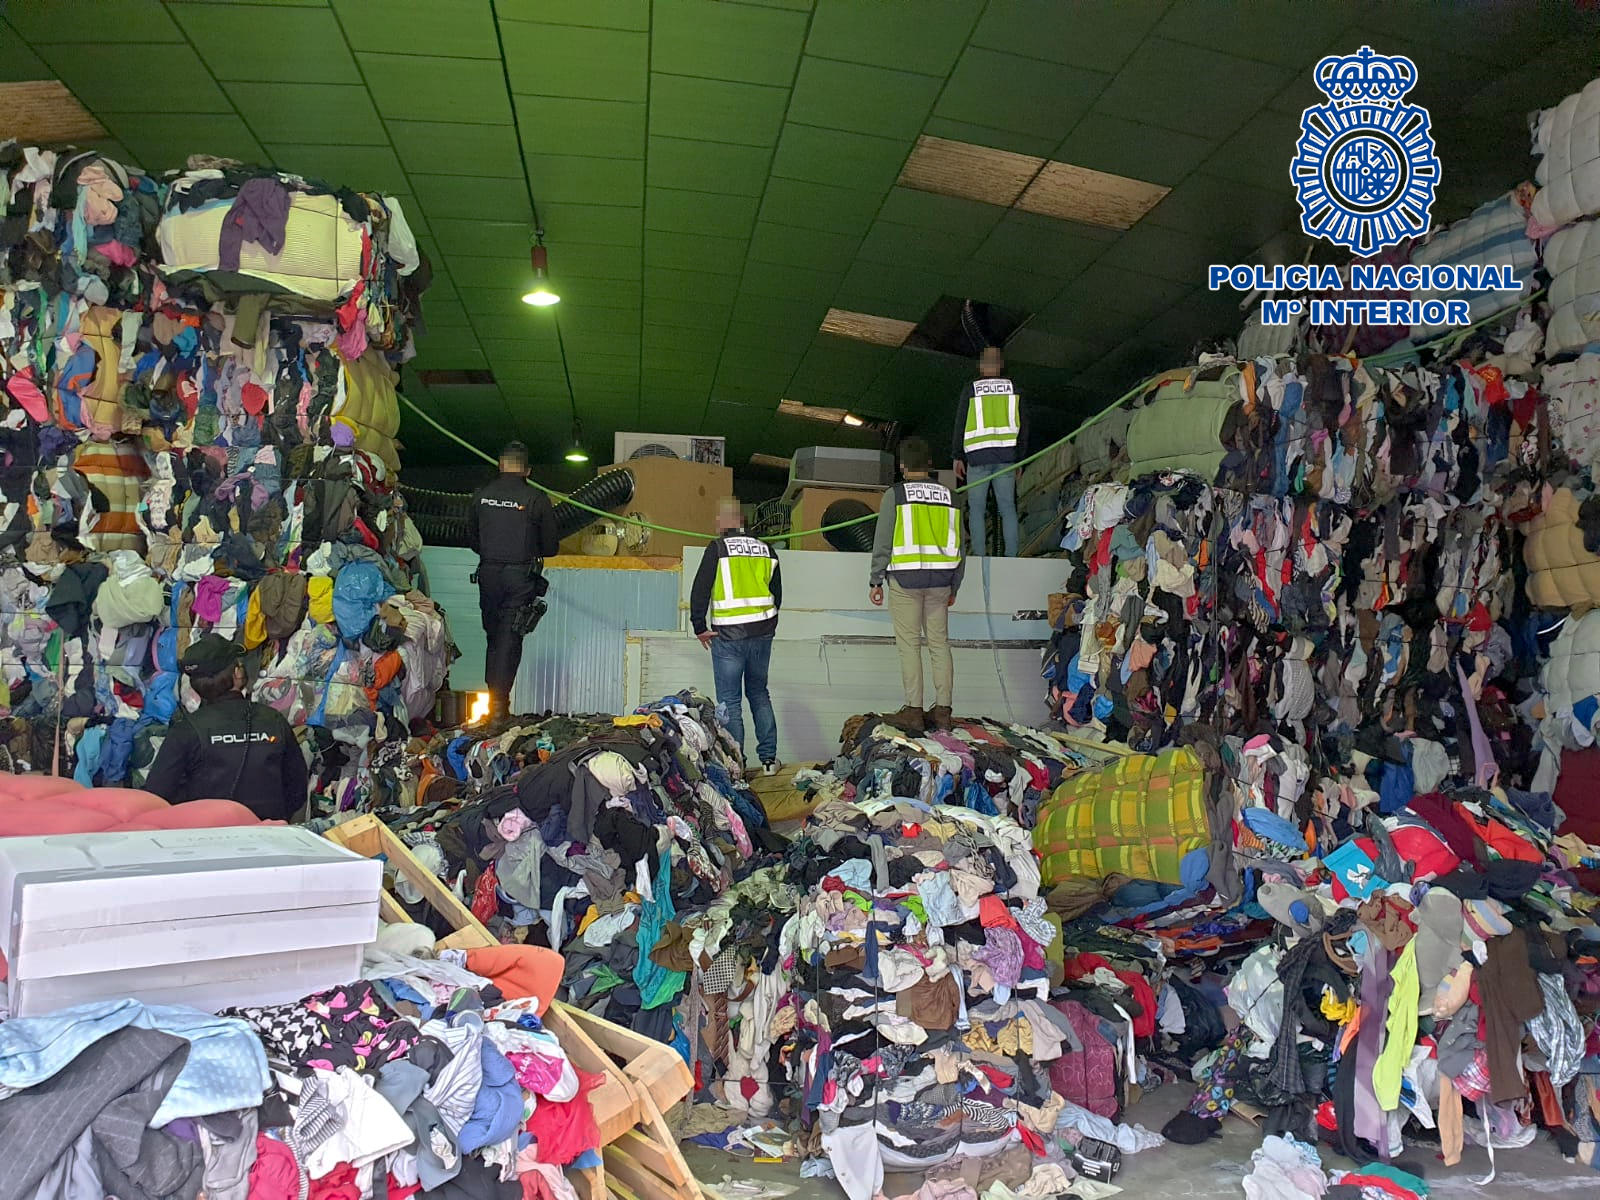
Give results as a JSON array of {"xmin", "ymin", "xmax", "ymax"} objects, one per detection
[{"xmin": 324, "ymin": 814, "xmax": 703, "ymax": 1200}]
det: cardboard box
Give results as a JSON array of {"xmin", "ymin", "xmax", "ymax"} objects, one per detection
[
  {"xmin": 0, "ymin": 826, "xmax": 380, "ymax": 1015},
  {"xmin": 788, "ymin": 485, "xmax": 884, "ymax": 552},
  {"xmin": 558, "ymin": 456, "xmax": 733, "ymax": 560}
]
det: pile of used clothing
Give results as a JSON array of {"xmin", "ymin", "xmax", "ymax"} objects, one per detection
[
  {"xmin": 778, "ymin": 792, "xmax": 1167, "ymax": 1200},
  {"xmin": 0, "ymin": 143, "xmax": 451, "ymax": 808},
  {"xmin": 363, "ymin": 693, "xmax": 785, "ymax": 1049},
  {"xmin": 0, "ymin": 938, "xmax": 598, "ymax": 1200}
]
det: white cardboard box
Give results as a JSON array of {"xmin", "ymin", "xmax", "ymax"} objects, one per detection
[{"xmin": 0, "ymin": 826, "xmax": 381, "ymax": 1015}]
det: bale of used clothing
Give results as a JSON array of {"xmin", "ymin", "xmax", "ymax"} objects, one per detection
[{"xmin": 0, "ymin": 144, "xmax": 449, "ymax": 810}]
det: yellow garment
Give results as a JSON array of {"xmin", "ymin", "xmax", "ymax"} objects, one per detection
[
  {"xmin": 613, "ymin": 714, "xmax": 661, "ymax": 728},
  {"xmin": 307, "ymin": 576, "xmax": 335, "ymax": 625},
  {"xmin": 1372, "ymin": 940, "xmax": 1419, "ymax": 1111},
  {"xmin": 1320, "ymin": 988, "xmax": 1356, "ymax": 1024},
  {"xmin": 242, "ymin": 587, "xmax": 268, "ymax": 649},
  {"xmin": 575, "ymin": 905, "xmax": 600, "ymax": 935}
]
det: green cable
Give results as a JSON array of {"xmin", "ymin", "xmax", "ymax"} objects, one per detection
[{"xmin": 398, "ymin": 375, "xmax": 1159, "ymax": 544}]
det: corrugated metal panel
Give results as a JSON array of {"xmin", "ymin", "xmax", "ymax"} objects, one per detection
[
  {"xmin": 516, "ymin": 568, "xmax": 680, "ymax": 714},
  {"xmin": 420, "ymin": 547, "xmax": 484, "ymax": 688}
]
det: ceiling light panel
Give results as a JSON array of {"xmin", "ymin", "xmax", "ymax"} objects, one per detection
[
  {"xmin": 820, "ymin": 308, "xmax": 917, "ymax": 348},
  {"xmin": 1016, "ymin": 160, "xmax": 1170, "ymax": 230},
  {"xmin": 0, "ymin": 81, "xmax": 107, "ymax": 144},
  {"xmin": 896, "ymin": 134, "xmax": 1044, "ymax": 208}
]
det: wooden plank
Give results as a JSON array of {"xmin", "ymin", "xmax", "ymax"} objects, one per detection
[
  {"xmin": 326, "ymin": 815, "xmax": 494, "ymax": 945},
  {"xmin": 603, "ymin": 1144, "xmax": 680, "ymax": 1200},
  {"xmin": 631, "ymin": 1087, "xmax": 701, "ymax": 1195},
  {"xmin": 615, "ymin": 1130, "xmax": 691, "ymax": 1188},
  {"xmin": 567, "ymin": 1164, "xmax": 606, "ymax": 1200},
  {"xmin": 377, "ymin": 889, "xmax": 412, "ymax": 927}
]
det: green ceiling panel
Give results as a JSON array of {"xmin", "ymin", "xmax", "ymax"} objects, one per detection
[
  {"xmin": 645, "ymin": 230, "xmax": 749, "ymax": 275},
  {"xmin": 0, "ymin": 23, "xmax": 51, "ymax": 80},
  {"xmin": 1052, "ymin": 116, "xmax": 1215, "ymax": 188},
  {"xmin": 974, "ymin": 213, "xmax": 1112, "ymax": 276},
  {"xmin": 1156, "ymin": 0, "xmax": 1356, "ymax": 71},
  {"xmin": 649, "ymin": 76, "xmax": 788, "ymax": 147},
  {"xmin": 723, "ymin": 320, "xmax": 816, "ymax": 355},
  {"xmin": 428, "ymin": 220, "xmax": 531, "ymax": 260},
  {"xmin": 837, "ymin": 260, "xmax": 946, "ymax": 320},
  {"xmin": 565, "ymin": 352, "xmax": 639, "ymax": 376},
  {"xmin": 1056, "ymin": 263, "xmax": 1193, "ymax": 320},
  {"xmin": 174, "ymin": 5, "xmax": 359, "ymax": 83},
  {"xmin": 540, "ymin": 204, "xmax": 642, "ymax": 248},
  {"xmin": 332, "ymin": 0, "xmax": 500, "ymax": 57},
  {"xmin": 921, "ymin": 118, "xmax": 1058, "ymax": 160},
  {"xmin": 414, "ymin": 325, "xmax": 485, "ymax": 354},
  {"xmin": 1095, "ymin": 219, "xmax": 1236, "ymax": 283},
  {"xmin": 104, "ymin": 113, "xmax": 264, "ymax": 168},
  {"xmin": 856, "ymin": 218, "xmax": 985, "ymax": 266},
  {"xmin": 442, "ymin": 255, "xmax": 530, "ymax": 289},
  {"xmin": 647, "ymin": 138, "xmax": 770, "ymax": 197},
  {"xmin": 1093, "ymin": 37, "xmax": 1290, "ymax": 139},
  {"xmin": 643, "ymin": 348, "xmax": 718, "ymax": 378},
  {"xmin": 935, "ymin": 48, "xmax": 1107, "ymax": 143},
  {"xmin": 515, "ymin": 96, "xmax": 645, "ymax": 160},
  {"xmin": 731, "ymin": 294, "xmax": 830, "ymax": 332},
  {"xmin": 643, "ymin": 267, "xmax": 741, "ymax": 304},
  {"xmin": 646, "ymin": 189, "xmax": 760, "ymax": 239},
  {"xmin": 771, "ymin": 124, "xmax": 909, "ymax": 193},
  {"xmin": 643, "ymin": 322, "xmax": 723, "ymax": 354},
  {"xmin": 719, "ymin": 341, "xmax": 799, "ymax": 373},
  {"xmin": 472, "ymin": 313, "xmax": 565, "ymax": 342},
  {"xmin": 226, "ymin": 82, "xmax": 387, "ymax": 145},
  {"xmin": 564, "ymin": 330, "xmax": 640, "ymax": 358},
  {"xmin": 36, "ymin": 43, "xmax": 230, "ymax": 112},
  {"xmin": 787, "ymin": 58, "xmax": 943, "ymax": 140},
  {"xmin": 521, "ymin": 154, "xmax": 643, "ymax": 206},
  {"xmin": 970, "ymin": 0, "xmax": 1163, "ymax": 72},
  {"xmin": 7, "ymin": 0, "xmax": 180, "ymax": 42},
  {"xmin": 264, "ymin": 144, "xmax": 408, "ymax": 193},
  {"xmin": 748, "ymin": 221, "xmax": 861, "ymax": 268},
  {"xmin": 803, "ymin": 0, "xmax": 982, "ymax": 77},
  {"xmin": 1142, "ymin": 173, "xmax": 1298, "ymax": 255},
  {"xmin": 410, "ymin": 173, "xmax": 533, "ymax": 219},
  {"xmin": 540, "ymin": 276, "xmax": 640, "ymax": 308},
  {"xmin": 876, "ymin": 187, "xmax": 1005, "ymax": 237},
  {"xmin": 499, "ymin": 22, "xmax": 646, "ymax": 103},
  {"xmin": 496, "ymin": 0, "xmax": 649, "ymax": 31},
  {"xmin": 643, "ymin": 297, "xmax": 732, "ymax": 330},
  {"xmin": 945, "ymin": 259, "xmax": 1069, "ymax": 312},
  {"xmin": 478, "ymin": 341, "xmax": 561, "ymax": 367},
  {"xmin": 740, "ymin": 261, "xmax": 844, "ymax": 304},
  {"xmin": 651, "ymin": 0, "xmax": 807, "ymax": 88},
  {"xmin": 758, "ymin": 177, "xmax": 883, "ymax": 238},
  {"xmin": 550, "ymin": 241, "xmax": 643, "ymax": 281},
  {"xmin": 558, "ymin": 306, "xmax": 642, "ymax": 335},
  {"xmin": 357, "ymin": 52, "xmax": 513, "ymax": 124},
  {"xmin": 424, "ymin": 299, "xmax": 474, "ymax": 328}
]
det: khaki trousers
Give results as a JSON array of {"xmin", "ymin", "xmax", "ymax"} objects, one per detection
[{"xmin": 887, "ymin": 579, "xmax": 953, "ymax": 708}]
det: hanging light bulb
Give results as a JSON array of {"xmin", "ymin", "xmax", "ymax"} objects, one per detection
[
  {"xmin": 521, "ymin": 239, "xmax": 560, "ymax": 307},
  {"xmin": 564, "ymin": 419, "xmax": 589, "ymax": 464}
]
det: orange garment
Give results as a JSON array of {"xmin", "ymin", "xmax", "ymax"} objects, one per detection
[
  {"xmin": 1461, "ymin": 810, "xmax": 1543, "ymax": 863},
  {"xmin": 362, "ymin": 650, "xmax": 404, "ymax": 705},
  {"xmin": 466, "ymin": 944, "xmax": 564, "ymax": 1015}
]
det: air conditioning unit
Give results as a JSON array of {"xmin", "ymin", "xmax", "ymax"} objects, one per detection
[
  {"xmin": 788, "ymin": 447, "xmax": 894, "ymax": 490},
  {"xmin": 612, "ymin": 433, "xmax": 726, "ymax": 465}
]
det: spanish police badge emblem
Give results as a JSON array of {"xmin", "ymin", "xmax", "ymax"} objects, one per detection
[{"xmin": 1291, "ymin": 47, "xmax": 1439, "ymax": 255}]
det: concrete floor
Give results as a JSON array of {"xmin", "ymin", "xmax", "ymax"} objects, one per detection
[{"xmin": 680, "ymin": 1084, "xmax": 1598, "ymax": 1198}]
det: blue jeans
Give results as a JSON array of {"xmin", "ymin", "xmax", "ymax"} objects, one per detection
[
  {"xmin": 966, "ymin": 464, "xmax": 1019, "ymax": 557},
  {"xmin": 710, "ymin": 633, "xmax": 777, "ymax": 763}
]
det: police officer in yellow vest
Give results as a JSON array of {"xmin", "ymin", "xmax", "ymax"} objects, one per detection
[
  {"xmin": 869, "ymin": 437, "xmax": 964, "ymax": 734},
  {"xmin": 953, "ymin": 345, "xmax": 1026, "ymax": 557},
  {"xmin": 690, "ymin": 497, "xmax": 783, "ymax": 775}
]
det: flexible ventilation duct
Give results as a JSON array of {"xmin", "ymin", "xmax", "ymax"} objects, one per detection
[
  {"xmin": 822, "ymin": 499, "xmax": 875, "ymax": 552},
  {"xmin": 554, "ymin": 468, "xmax": 636, "ymax": 539}
]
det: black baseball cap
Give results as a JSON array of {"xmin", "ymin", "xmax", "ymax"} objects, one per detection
[{"xmin": 180, "ymin": 634, "xmax": 243, "ymax": 677}]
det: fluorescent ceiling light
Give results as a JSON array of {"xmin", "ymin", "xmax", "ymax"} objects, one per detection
[{"xmin": 820, "ymin": 308, "xmax": 916, "ymax": 348}]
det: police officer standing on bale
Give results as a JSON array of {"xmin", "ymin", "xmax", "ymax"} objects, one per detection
[
  {"xmin": 144, "ymin": 633, "xmax": 309, "ymax": 821},
  {"xmin": 468, "ymin": 441, "xmax": 559, "ymax": 720}
]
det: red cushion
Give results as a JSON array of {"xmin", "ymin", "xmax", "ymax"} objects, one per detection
[
  {"xmin": 56, "ymin": 787, "xmax": 169, "ymax": 822},
  {"xmin": 132, "ymin": 799, "xmax": 263, "ymax": 829},
  {"xmin": 0, "ymin": 800, "xmax": 115, "ymax": 836},
  {"xmin": 0, "ymin": 774, "xmax": 86, "ymax": 801}
]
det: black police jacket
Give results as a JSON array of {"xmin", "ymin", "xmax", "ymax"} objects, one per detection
[
  {"xmin": 467, "ymin": 473, "xmax": 559, "ymax": 565},
  {"xmin": 144, "ymin": 693, "xmax": 310, "ymax": 821}
]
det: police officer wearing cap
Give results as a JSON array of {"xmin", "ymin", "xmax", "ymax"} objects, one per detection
[
  {"xmin": 467, "ymin": 441, "xmax": 559, "ymax": 719},
  {"xmin": 144, "ymin": 634, "xmax": 310, "ymax": 821}
]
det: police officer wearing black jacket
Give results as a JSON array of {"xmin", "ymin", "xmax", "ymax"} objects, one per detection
[
  {"xmin": 468, "ymin": 441, "xmax": 559, "ymax": 719},
  {"xmin": 144, "ymin": 634, "xmax": 309, "ymax": 821}
]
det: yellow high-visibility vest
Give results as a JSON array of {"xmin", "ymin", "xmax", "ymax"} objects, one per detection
[
  {"xmin": 710, "ymin": 535, "xmax": 777, "ymax": 624},
  {"xmin": 963, "ymin": 378, "xmax": 1020, "ymax": 452},
  {"xmin": 889, "ymin": 481, "xmax": 960, "ymax": 572}
]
